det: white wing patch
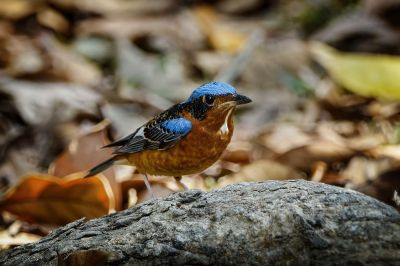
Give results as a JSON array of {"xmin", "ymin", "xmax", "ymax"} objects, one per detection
[{"xmin": 219, "ymin": 108, "xmax": 233, "ymax": 135}]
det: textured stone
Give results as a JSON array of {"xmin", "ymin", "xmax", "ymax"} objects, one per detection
[{"xmin": 1, "ymin": 180, "xmax": 399, "ymax": 265}]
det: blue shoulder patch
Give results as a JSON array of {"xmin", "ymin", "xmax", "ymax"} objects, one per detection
[
  {"xmin": 161, "ymin": 118, "xmax": 192, "ymax": 135},
  {"xmin": 186, "ymin": 81, "xmax": 237, "ymax": 102}
]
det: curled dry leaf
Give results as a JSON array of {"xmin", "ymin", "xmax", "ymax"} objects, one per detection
[{"xmin": 0, "ymin": 174, "xmax": 114, "ymax": 226}]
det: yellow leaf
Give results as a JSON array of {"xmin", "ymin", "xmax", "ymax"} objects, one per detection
[
  {"xmin": 0, "ymin": 175, "xmax": 113, "ymax": 225},
  {"xmin": 310, "ymin": 41, "xmax": 400, "ymax": 100},
  {"xmin": 194, "ymin": 5, "xmax": 246, "ymax": 53}
]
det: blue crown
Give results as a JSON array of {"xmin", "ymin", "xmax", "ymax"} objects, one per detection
[{"xmin": 185, "ymin": 82, "xmax": 237, "ymax": 102}]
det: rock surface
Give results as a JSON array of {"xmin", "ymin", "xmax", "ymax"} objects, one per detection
[{"xmin": 1, "ymin": 180, "xmax": 399, "ymax": 265}]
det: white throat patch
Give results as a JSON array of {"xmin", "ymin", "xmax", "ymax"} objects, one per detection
[{"xmin": 219, "ymin": 108, "xmax": 233, "ymax": 135}]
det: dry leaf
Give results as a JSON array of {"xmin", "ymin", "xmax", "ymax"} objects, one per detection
[
  {"xmin": 77, "ymin": 13, "xmax": 205, "ymax": 51},
  {"xmin": 0, "ymin": 78, "xmax": 102, "ymax": 125},
  {"xmin": 0, "ymin": 175, "xmax": 114, "ymax": 225},
  {"xmin": 0, "ymin": 0, "xmax": 40, "ymax": 20},
  {"xmin": 0, "ymin": 230, "xmax": 41, "ymax": 249},
  {"xmin": 50, "ymin": 121, "xmax": 112, "ymax": 177},
  {"xmin": 37, "ymin": 8, "xmax": 69, "ymax": 33},
  {"xmin": 310, "ymin": 41, "xmax": 400, "ymax": 100},
  {"xmin": 262, "ymin": 124, "xmax": 312, "ymax": 154},
  {"xmin": 370, "ymin": 145, "xmax": 400, "ymax": 161},
  {"xmin": 277, "ymin": 141, "xmax": 354, "ymax": 170},
  {"xmin": 194, "ymin": 5, "xmax": 246, "ymax": 53},
  {"xmin": 49, "ymin": 121, "xmax": 122, "ymax": 210},
  {"xmin": 42, "ymin": 35, "xmax": 102, "ymax": 86},
  {"xmin": 217, "ymin": 159, "xmax": 301, "ymax": 188}
]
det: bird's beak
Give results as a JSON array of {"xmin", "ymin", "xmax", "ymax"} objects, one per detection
[{"xmin": 234, "ymin": 94, "xmax": 252, "ymax": 105}]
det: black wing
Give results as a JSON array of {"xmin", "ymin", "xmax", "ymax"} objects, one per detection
[{"xmin": 109, "ymin": 117, "xmax": 192, "ymax": 154}]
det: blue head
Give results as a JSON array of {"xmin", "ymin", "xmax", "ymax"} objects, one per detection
[
  {"xmin": 184, "ymin": 81, "xmax": 251, "ymax": 105},
  {"xmin": 186, "ymin": 82, "xmax": 237, "ymax": 102}
]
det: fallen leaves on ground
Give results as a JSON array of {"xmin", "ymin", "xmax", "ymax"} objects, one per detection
[{"xmin": 0, "ymin": 174, "xmax": 113, "ymax": 225}]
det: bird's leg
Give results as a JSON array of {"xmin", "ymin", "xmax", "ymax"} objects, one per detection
[
  {"xmin": 143, "ymin": 174, "xmax": 155, "ymax": 199},
  {"xmin": 174, "ymin": 176, "xmax": 188, "ymax": 191}
]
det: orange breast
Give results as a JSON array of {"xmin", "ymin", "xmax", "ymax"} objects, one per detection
[{"xmin": 124, "ymin": 111, "xmax": 234, "ymax": 176}]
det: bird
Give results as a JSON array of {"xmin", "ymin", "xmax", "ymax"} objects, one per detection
[{"xmin": 85, "ymin": 81, "xmax": 251, "ymax": 196}]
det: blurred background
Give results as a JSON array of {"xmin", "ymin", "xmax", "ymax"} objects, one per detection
[{"xmin": 1, "ymin": 0, "xmax": 400, "ymax": 248}]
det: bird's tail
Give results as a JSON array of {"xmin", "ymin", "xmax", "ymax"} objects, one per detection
[{"xmin": 84, "ymin": 155, "xmax": 118, "ymax": 178}]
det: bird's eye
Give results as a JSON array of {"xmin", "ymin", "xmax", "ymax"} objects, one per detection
[{"xmin": 203, "ymin": 95, "xmax": 215, "ymax": 106}]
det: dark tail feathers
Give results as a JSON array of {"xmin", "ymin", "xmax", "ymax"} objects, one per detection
[{"xmin": 84, "ymin": 155, "xmax": 118, "ymax": 178}]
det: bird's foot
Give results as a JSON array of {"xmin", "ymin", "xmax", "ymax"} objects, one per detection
[
  {"xmin": 174, "ymin": 176, "xmax": 189, "ymax": 191},
  {"xmin": 143, "ymin": 174, "xmax": 155, "ymax": 199}
]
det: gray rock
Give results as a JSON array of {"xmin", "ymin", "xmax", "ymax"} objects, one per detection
[{"xmin": 1, "ymin": 180, "xmax": 399, "ymax": 265}]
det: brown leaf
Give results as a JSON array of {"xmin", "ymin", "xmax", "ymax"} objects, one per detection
[
  {"xmin": 277, "ymin": 141, "xmax": 354, "ymax": 170},
  {"xmin": 50, "ymin": 121, "xmax": 112, "ymax": 177},
  {"xmin": 194, "ymin": 5, "xmax": 246, "ymax": 53},
  {"xmin": 0, "ymin": 0, "xmax": 40, "ymax": 20},
  {"xmin": 0, "ymin": 175, "xmax": 114, "ymax": 225},
  {"xmin": 49, "ymin": 121, "xmax": 122, "ymax": 210},
  {"xmin": 261, "ymin": 124, "xmax": 312, "ymax": 155},
  {"xmin": 37, "ymin": 8, "xmax": 69, "ymax": 33}
]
